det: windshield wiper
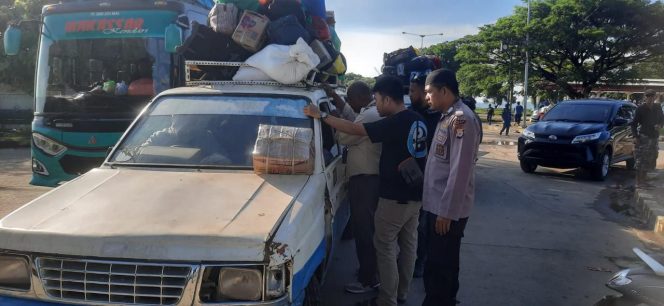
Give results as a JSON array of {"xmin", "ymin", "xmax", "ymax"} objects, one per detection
[{"xmin": 106, "ymin": 162, "xmax": 249, "ymax": 170}]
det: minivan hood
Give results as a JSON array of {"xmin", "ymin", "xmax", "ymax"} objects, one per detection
[
  {"xmin": 0, "ymin": 168, "xmax": 308, "ymax": 262},
  {"xmin": 528, "ymin": 121, "xmax": 606, "ymax": 137}
]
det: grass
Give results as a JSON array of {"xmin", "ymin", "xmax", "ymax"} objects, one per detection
[{"xmin": 0, "ymin": 128, "xmax": 31, "ymax": 148}]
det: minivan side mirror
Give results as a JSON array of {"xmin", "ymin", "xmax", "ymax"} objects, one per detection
[
  {"xmin": 164, "ymin": 23, "xmax": 183, "ymax": 53},
  {"xmin": 3, "ymin": 25, "xmax": 22, "ymax": 56}
]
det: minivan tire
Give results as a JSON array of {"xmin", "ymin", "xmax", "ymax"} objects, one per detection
[
  {"xmin": 520, "ymin": 160, "xmax": 537, "ymax": 174},
  {"xmin": 591, "ymin": 151, "xmax": 612, "ymax": 181}
]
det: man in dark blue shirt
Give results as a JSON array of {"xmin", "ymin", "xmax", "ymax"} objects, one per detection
[
  {"xmin": 304, "ymin": 75, "xmax": 428, "ymax": 306},
  {"xmin": 408, "ymin": 73, "xmax": 441, "ymax": 278}
]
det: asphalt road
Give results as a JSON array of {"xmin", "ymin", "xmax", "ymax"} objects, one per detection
[
  {"xmin": 1, "ymin": 132, "xmax": 663, "ymax": 306},
  {"xmin": 319, "ymin": 130, "xmax": 664, "ymax": 306}
]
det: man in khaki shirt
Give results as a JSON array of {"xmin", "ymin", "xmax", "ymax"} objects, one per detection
[{"xmin": 326, "ymin": 82, "xmax": 383, "ymax": 293}]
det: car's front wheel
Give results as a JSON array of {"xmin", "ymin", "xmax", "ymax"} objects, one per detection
[
  {"xmin": 591, "ymin": 151, "xmax": 612, "ymax": 181},
  {"xmin": 520, "ymin": 160, "xmax": 538, "ymax": 173}
]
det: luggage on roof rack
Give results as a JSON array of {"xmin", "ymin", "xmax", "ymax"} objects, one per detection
[{"xmin": 184, "ymin": 60, "xmax": 340, "ymax": 88}]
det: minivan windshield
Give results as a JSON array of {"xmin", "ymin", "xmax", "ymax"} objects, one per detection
[
  {"xmin": 109, "ymin": 95, "xmax": 312, "ymax": 168},
  {"xmin": 543, "ymin": 103, "xmax": 613, "ymax": 123}
]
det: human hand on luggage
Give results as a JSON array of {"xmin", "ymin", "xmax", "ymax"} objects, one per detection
[
  {"xmin": 435, "ymin": 216, "xmax": 452, "ymax": 235},
  {"xmin": 304, "ymin": 105, "xmax": 322, "ymax": 119}
]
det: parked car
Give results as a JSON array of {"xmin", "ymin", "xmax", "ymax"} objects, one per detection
[
  {"xmin": 0, "ymin": 83, "xmax": 350, "ymax": 306},
  {"xmin": 518, "ymin": 99, "xmax": 636, "ymax": 180}
]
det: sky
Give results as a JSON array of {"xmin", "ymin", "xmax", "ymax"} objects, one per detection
[{"xmin": 326, "ymin": 0, "xmax": 524, "ymax": 77}]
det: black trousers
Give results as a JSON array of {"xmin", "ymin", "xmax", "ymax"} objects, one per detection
[
  {"xmin": 416, "ymin": 208, "xmax": 429, "ymax": 267},
  {"xmin": 349, "ymin": 174, "xmax": 380, "ymax": 285},
  {"xmin": 422, "ymin": 212, "xmax": 469, "ymax": 306}
]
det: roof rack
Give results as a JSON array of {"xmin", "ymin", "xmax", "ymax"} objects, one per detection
[{"xmin": 184, "ymin": 60, "xmax": 342, "ymax": 89}]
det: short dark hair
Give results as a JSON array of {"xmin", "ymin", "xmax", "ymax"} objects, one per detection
[
  {"xmin": 425, "ymin": 69, "xmax": 459, "ymax": 96},
  {"xmin": 373, "ymin": 75, "xmax": 404, "ymax": 103},
  {"xmin": 410, "ymin": 72, "xmax": 427, "ymax": 87}
]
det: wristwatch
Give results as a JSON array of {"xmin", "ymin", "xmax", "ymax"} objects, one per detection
[{"xmin": 320, "ymin": 111, "xmax": 329, "ymax": 119}]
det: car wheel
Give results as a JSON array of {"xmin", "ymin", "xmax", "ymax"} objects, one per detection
[
  {"xmin": 303, "ymin": 273, "xmax": 321, "ymax": 306},
  {"xmin": 625, "ymin": 158, "xmax": 636, "ymax": 170},
  {"xmin": 520, "ymin": 160, "xmax": 537, "ymax": 173},
  {"xmin": 592, "ymin": 151, "xmax": 612, "ymax": 181}
]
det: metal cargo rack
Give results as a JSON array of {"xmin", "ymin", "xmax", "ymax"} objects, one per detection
[{"xmin": 184, "ymin": 60, "xmax": 343, "ymax": 89}]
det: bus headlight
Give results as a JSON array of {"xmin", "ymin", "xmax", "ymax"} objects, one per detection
[
  {"xmin": 217, "ymin": 267, "xmax": 262, "ymax": 301},
  {"xmin": 32, "ymin": 133, "xmax": 67, "ymax": 156},
  {"xmin": 0, "ymin": 255, "xmax": 31, "ymax": 291}
]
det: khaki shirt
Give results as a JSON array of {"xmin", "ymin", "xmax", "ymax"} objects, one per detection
[
  {"xmin": 423, "ymin": 100, "xmax": 481, "ymax": 220},
  {"xmin": 338, "ymin": 102, "xmax": 382, "ymax": 177}
]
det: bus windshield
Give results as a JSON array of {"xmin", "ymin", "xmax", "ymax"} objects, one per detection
[{"xmin": 34, "ymin": 10, "xmax": 177, "ymax": 116}]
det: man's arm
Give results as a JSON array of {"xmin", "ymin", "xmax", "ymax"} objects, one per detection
[
  {"xmin": 304, "ymin": 105, "xmax": 367, "ymax": 136},
  {"xmin": 338, "ymin": 108, "xmax": 380, "ymax": 145},
  {"xmin": 322, "ymin": 84, "xmax": 354, "ymax": 120},
  {"xmin": 632, "ymin": 108, "xmax": 641, "ymax": 137}
]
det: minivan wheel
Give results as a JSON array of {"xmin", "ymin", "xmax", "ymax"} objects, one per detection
[
  {"xmin": 591, "ymin": 151, "xmax": 612, "ymax": 181},
  {"xmin": 520, "ymin": 160, "xmax": 537, "ymax": 173},
  {"xmin": 303, "ymin": 274, "xmax": 321, "ymax": 306}
]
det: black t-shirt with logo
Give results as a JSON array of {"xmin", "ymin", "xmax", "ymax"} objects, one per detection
[{"xmin": 364, "ymin": 109, "xmax": 428, "ymax": 203}]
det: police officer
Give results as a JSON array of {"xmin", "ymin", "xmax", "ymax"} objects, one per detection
[
  {"xmin": 632, "ymin": 89, "xmax": 664, "ymax": 186},
  {"xmin": 421, "ymin": 69, "xmax": 481, "ymax": 306}
]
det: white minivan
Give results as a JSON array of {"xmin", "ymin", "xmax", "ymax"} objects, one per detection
[{"xmin": 0, "ymin": 83, "xmax": 350, "ymax": 306}]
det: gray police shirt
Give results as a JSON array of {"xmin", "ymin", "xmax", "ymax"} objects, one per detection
[{"xmin": 423, "ymin": 100, "xmax": 482, "ymax": 220}]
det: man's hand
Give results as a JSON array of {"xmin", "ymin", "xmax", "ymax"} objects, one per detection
[
  {"xmin": 304, "ymin": 105, "xmax": 322, "ymax": 119},
  {"xmin": 321, "ymin": 83, "xmax": 335, "ymax": 97},
  {"xmin": 435, "ymin": 216, "xmax": 452, "ymax": 235}
]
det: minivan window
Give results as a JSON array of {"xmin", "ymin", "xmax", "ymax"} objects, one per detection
[{"xmin": 543, "ymin": 103, "xmax": 613, "ymax": 123}]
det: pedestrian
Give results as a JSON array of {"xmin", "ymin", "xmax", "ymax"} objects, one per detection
[
  {"xmin": 514, "ymin": 102, "xmax": 524, "ymax": 125},
  {"xmin": 329, "ymin": 81, "xmax": 383, "ymax": 294},
  {"xmin": 304, "ymin": 75, "xmax": 428, "ymax": 306},
  {"xmin": 487, "ymin": 104, "xmax": 495, "ymax": 125},
  {"xmin": 500, "ymin": 104, "xmax": 512, "ymax": 136},
  {"xmin": 632, "ymin": 89, "xmax": 664, "ymax": 187},
  {"xmin": 421, "ymin": 69, "xmax": 481, "ymax": 306},
  {"xmin": 409, "ymin": 73, "xmax": 441, "ymax": 279}
]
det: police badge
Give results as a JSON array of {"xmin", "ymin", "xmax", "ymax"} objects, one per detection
[{"xmin": 453, "ymin": 110, "xmax": 465, "ymax": 138}]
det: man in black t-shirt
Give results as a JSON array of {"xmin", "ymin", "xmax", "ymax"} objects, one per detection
[{"xmin": 304, "ymin": 75, "xmax": 428, "ymax": 306}]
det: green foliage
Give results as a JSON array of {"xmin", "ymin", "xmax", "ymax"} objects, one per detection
[
  {"xmin": 447, "ymin": 0, "xmax": 664, "ymax": 100},
  {"xmin": 1, "ymin": 0, "xmax": 52, "ymax": 94},
  {"xmin": 343, "ymin": 72, "xmax": 376, "ymax": 88}
]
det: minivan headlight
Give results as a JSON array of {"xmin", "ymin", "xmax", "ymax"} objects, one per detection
[
  {"xmin": 572, "ymin": 132, "xmax": 602, "ymax": 144},
  {"xmin": 217, "ymin": 267, "xmax": 262, "ymax": 301},
  {"xmin": 32, "ymin": 133, "xmax": 67, "ymax": 156},
  {"xmin": 0, "ymin": 255, "xmax": 31, "ymax": 291},
  {"xmin": 522, "ymin": 129, "xmax": 535, "ymax": 139}
]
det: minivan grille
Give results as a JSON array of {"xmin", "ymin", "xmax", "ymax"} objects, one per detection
[{"xmin": 36, "ymin": 257, "xmax": 193, "ymax": 305}]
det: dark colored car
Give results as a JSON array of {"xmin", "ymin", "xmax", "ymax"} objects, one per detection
[{"xmin": 518, "ymin": 99, "xmax": 637, "ymax": 180}]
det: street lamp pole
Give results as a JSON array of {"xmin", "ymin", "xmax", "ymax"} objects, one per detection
[
  {"xmin": 522, "ymin": 0, "xmax": 531, "ymax": 128},
  {"xmin": 402, "ymin": 32, "xmax": 444, "ymax": 51}
]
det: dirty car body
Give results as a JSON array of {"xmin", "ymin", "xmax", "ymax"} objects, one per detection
[{"xmin": 0, "ymin": 85, "xmax": 350, "ymax": 305}]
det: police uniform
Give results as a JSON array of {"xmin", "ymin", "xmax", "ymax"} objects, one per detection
[{"xmin": 421, "ymin": 100, "xmax": 482, "ymax": 306}]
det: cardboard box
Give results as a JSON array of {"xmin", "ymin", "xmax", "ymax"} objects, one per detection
[{"xmin": 232, "ymin": 11, "xmax": 270, "ymax": 52}]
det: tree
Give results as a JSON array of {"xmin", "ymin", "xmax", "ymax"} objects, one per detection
[
  {"xmin": 1, "ymin": 0, "xmax": 52, "ymax": 94},
  {"xmin": 522, "ymin": 0, "xmax": 664, "ymax": 98},
  {"xmin": 422, "ymin": 39, "xmax": 466, "ymax": 73},
  {"xmin": 343, "ymin": 72, "xmax": 375, "ymax": 88}
]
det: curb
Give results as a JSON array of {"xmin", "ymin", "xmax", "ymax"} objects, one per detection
[{"xmin": 634, "ymin": 172, "xmax": 664, "ymax": 234}]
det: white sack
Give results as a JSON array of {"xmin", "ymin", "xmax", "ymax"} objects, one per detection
[
  {"xmin": 232, "ymin": 66, "xmax": 274, "ymax": 81},
  {"xmin": 244, "ymin": 38, "xmax": 320, "ymax": 84}
]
